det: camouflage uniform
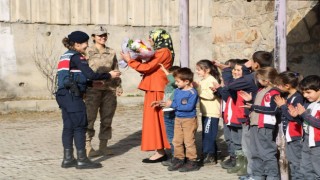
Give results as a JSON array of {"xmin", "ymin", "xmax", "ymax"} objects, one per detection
[{"xmin": 85, "ymin": 45, "xmax": 121, "ymax": 153}]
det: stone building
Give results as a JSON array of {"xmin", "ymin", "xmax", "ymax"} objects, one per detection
[{"xmin": 0, "ymin": 0, "xmax": 319, "ymax": 99}]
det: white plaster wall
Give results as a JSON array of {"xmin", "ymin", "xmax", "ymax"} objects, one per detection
[{"xmin": 0, "ymin": 23, "xmax": 212, "ymax": 99}]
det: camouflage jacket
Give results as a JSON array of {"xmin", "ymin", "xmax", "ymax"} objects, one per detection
[{"xmin": 86, "ymin": 45, "xmax": 121, "ymax": 91}]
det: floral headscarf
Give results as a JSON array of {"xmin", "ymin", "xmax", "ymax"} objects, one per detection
[{"xmin": 149, "ymin": 29, "xmax": 175, "ymax": 64}]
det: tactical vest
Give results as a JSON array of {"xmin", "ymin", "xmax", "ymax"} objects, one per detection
[{"xmin": 56, "ymin": 50, "xmax": 87, "ymax": 92}]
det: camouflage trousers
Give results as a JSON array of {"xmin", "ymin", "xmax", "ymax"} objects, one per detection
[{"xmin": 85, "ymin": 87, "xmax": 117, "ymax": 141}]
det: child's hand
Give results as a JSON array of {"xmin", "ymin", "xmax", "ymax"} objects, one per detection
[
  {"xmin": 210, "ymin": 82, "xmax": 221, "ymax": 92},
  {"xmin": 192, "ymin": 82, "xmax": 199, "ymax": 88},
  {"xmin": 244, "ymin": 60, "xmax": 252, "ymax": 68},
  {"xmin": 288, "ymin": 104, "xmax": 298, "ymax": 117},
  {"xmin": 158, "ymin": 63, "xmax": 169, "ymax": 75},
  {"xmin": 274, "ymin": 95, "xmax": 286, "ymax": 107},
  {"xmin": 212, "ymin": 60, "xmax": 228, "ymax": 70},
  {"xmin": 240, "ymin": 103, "xmax": 252, "ymax": 109},
  {"xmin": 239, "ymin": 91, "xmax": 252, "ymax": 102},
  {"xmin": 151, "ymin": 101, "xmax": 161, "ymax": 107},
  {"xmin": 160, "ymin": 100, "xmax": 172, "ymax": 108},
  {"xmin": 296, "ymin": 103, "xmax": 306, "ymax": 115}
]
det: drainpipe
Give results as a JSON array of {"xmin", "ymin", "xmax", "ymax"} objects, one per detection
[
  {"xmin": 274, "ymin": 0, "xmax": 287, "ymax": 72},
  {"xmin": 275, "ymin": 1, "xmax": 288, "ymax": 180},
  {"xmin": 179, "ymin": 0, "xmax": 189, "ymax": 68}
]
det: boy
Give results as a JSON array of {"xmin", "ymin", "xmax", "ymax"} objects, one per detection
[
  {"xmin": 157, "ymin": 64, "xmax": 180, "ymax": 166},
  {"xmin": 213, "ymin": 51, "xmax": 273, "ymax": 180},
  {"xmin": 162, "ymin": 67, "xmax": 199, "ymax": 172},
  {"xmin": 288, "ymin": 75, "xmax": 320, "ymax": 179}
]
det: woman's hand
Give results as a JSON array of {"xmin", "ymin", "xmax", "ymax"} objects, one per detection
[
  {"xmin": 239, "ymin": 90, "xmax": 252, "ymax": 102},
  {"xmin": 109, "ymin": 70, "xmax": 121, "ymax": 78},
  {"xmin": 274, "ymin": 95, "xmax": 286, "ymax": 107},
  {"xmin": 120, "ymin": 52, "xmax": 131, "ymax": 62}
]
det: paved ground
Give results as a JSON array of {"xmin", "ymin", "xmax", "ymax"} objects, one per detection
[{"xmin": 0, "ymin": 104, "xmax": 238, "ymax": 180}]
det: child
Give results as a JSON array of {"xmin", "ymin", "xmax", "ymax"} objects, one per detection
[
  {"xmin": 195, "ymin": 59, "xmax": 221, "ymax": 165},
  {"xmin": 274, "ymin": 71, "xmax": 304, "ymax": 180},
  {"xmin": 158, "ymin": 64, "xmax": 180, "ymax": 166},
  {"xmin": 56, "ymin": 31, "xmax": 120, "ymax": 169},
  {"xmin": 162, "ymin": 67, "xmax": 200, "ymax": 172},
  {"xmin": 221, "ymin": 60, "xmax": 250, "ymax": 175},
  {"xmin": 288, "ymin": 75, "xmax": 320, "ymax": 179},
  {"xmin": 240, "ymin": 67, "xmax": 280, "ymax": 179},
  {"xmin": 213, "ymin": 51, "xmax": 273, "ymax": 179},
  {"xmin": 215, "ymin": 59, "xmax": 237, "ymax": 169}
]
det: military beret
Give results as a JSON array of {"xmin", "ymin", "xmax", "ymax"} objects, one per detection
[{"xmin": 68, "ymin": 31, "xmax": 89, "ymax": 43}]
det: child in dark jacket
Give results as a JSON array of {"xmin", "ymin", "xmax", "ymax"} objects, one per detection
[
  {"xmin": 274, "ymin": 71, "xmax": 304, "ymax": 180},
  {"xmin": 288, "ymin": 75, "xmax": 320, "ymax": 180}
]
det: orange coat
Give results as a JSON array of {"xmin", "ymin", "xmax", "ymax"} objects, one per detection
[
  {"xmin": 128, "ymin": 48, "xmax": 172, "ymax": 151},
  {"xmin": 128, "ymin": 48, "xmax": 172, "ymax": 92}
]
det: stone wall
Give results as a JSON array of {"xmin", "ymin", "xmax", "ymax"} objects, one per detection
[{"xmin": 212, "ymin": 0, "xmax": 320, "ymax": 76}]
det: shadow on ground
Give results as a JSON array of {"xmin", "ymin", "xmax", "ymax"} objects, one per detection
[{"xmin": 94, "ymin": 130, "xmax": 142, "ymax": 163}]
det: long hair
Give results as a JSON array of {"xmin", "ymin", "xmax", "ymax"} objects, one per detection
[{"xmin": 196, "ymin": 59, "xmax": 221, "ymax": 84}]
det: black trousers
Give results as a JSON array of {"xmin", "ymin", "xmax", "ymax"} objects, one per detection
[{"xmin": 56, "ymin": 89, "xmax": 87, "ymax": 150}]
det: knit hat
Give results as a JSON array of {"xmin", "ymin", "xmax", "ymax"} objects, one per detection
[{"xmin": 68, "ymin": 31, "xmax": 89, "ymax": 43}]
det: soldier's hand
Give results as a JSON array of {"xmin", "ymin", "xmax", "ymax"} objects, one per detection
[{"xmin": 109, "ymin": 70, "xmax": 121, "ymax": 78}]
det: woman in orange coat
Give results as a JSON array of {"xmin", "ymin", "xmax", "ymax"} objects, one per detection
[{"xmin": 121, "ymin": 29, "xmax": 175, "ymax": 163}]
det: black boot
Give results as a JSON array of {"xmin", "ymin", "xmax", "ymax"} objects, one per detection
[
  {"xmin": 76, "ymin": 149, "xmax": 102, "ymax": 169},
  {"xmin": 203, "ymin": 153, "xmax": 217, "ymax": 165},
  {"xmin": 61, "ymin": 149, "xmax": 77, "ymax": 168}
]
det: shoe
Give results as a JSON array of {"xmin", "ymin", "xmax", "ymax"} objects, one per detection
[
  {"xmin": 220, "ymin": 156, "xmax": 232, "ymax": 167},
  {"xmin": 227, "ymin": 154, "xmax": 244, "ymax": 174},
  {"xmin": 237, "ymin": 156, "xmax": 248, "ymax": 176},
  {"xmin": 142, "ymin": 154, "xmax": 167, "ymax": 163},
  {"xmin": 61, "ymin": 149, "xmax": 77, "ymax": 168},
  {"xmin": 202, "ymin": 153, "xmax": 217, "ymax": 165},
  {"xmin": 76, "ymin": 149, "xmax": 102, "ymax": 169},
  {"xmin": 161, "ymin": 157, "xmax": 173, "ymax": 166},
  {"xmin": 178, "ymin": 160, "xmax": 200, "ymax": 172},
  {"xmin": 221, "ymin": 156, "xmax": 236, "ymax": 169},
  {"xmin": 168, "ymin": 158, "xmax": 184, "ymax": 171}
]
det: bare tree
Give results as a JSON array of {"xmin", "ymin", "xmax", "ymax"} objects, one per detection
[{"xmin": 32, "ymin": 36, "xmax": 61, "ymax": 98}]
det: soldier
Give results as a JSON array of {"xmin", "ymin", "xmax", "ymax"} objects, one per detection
[
  {"xmin": 85, "ymin": 26, "xmax": 122, "ymax": 157},
  {"xmin": 56, "ymin": 30, "xmax": 121, "ymax": 169}
]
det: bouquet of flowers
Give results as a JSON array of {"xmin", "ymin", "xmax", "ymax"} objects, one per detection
[{"xmin": 118, "ymin": 38, "xmax": 155, "ymax": 68}]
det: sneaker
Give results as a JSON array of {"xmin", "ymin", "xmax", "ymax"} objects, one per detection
[
  {"xmin": 202, "ymin": 153, "xmax": 217, "ymax": 165},
  {"xmin": 178, "ymin": 160, "xmax": 200, "ymax": 172},
  {"xmin": 167, "ymin": 158, "xmax": 184, "ymax": 171},
  {"xmin": 221, "ymin": 156, "xmax": 236, "ymax": 169},
  {"xmin": 161, "ymin": 158, "xmax": 173, "ymax": 166}
]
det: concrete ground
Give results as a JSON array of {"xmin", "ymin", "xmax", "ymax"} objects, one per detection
[{"xmin": 0, "ymin": 101, "xmax": 238, "ymax": 180}]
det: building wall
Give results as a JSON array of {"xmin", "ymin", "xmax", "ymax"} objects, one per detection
[
  {"xmin": 1, "ymin": 0, "xmax": 320, "ymax": 100},
  {"xmin": 0, "ymin": 0, "xmax": 213, "ymax": 99},
  {"xmin": 212, "ymin": 0, "xmax": 320, "ymax": 76}
]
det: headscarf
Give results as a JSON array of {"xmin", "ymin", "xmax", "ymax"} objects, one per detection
[{"xmin": 149, "ymin": 29, "xmax": 175, "ymax": 64}]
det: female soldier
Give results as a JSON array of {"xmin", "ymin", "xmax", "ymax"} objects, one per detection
[{"xmin": 85, "ymin": 26, "xmax": 122, "ymax": 157}]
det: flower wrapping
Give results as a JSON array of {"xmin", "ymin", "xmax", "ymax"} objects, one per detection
[{"xmin": 119, "ymin": 38, "xmax": 155, "ymax": 68}]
